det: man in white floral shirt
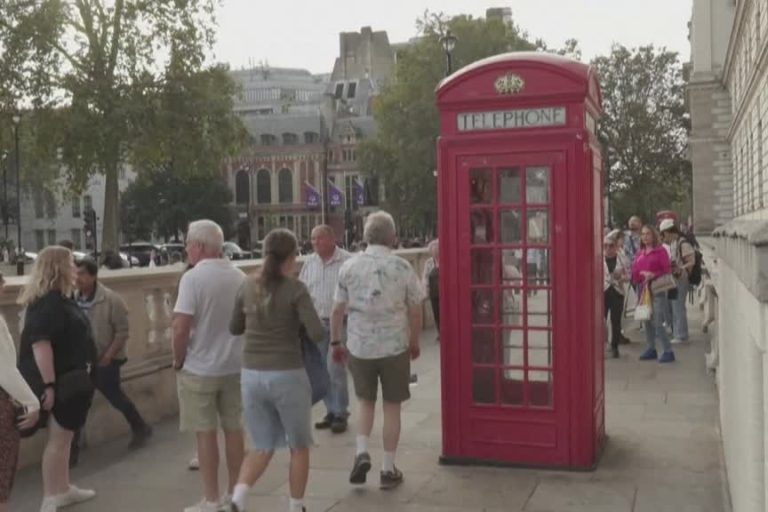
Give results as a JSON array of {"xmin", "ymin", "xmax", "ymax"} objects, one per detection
[{"xmin": 330, "ymin": 211, "xmax": 424, "ymax": 491}]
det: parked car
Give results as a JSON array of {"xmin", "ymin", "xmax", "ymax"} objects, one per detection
[
  {"xmin": 223, "ymin": 241, "xmax": 252, "ymax": 261},
  {"xmin": 161, "ymin": 243, "xmax": 186, "ymax": 264},
  {"xmin": 120, "ymin": 242, "xmax": 164, "ymax": 267}
]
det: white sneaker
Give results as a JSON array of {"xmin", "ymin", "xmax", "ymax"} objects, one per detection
[
  {"xmin": 39, "ymin": 497, "xmax": 57, "ymax": 512},
  {"xmin": 220, "ymin": 494, "xmax": 232, "ymax": 510},
  {"xmin": 55, "ymin": 485, "xmax": 96, "ymax": 506},
  {"xmin": 184, "ymin": 499, "xmax": 223, "ymax": 512},
  {"xmin": 671, "ymin": 338, "xmax": 685, "ymax": 345},
  {"xmin": 188, "ymin": 455, "xmax": 200, "ymax": 471}
]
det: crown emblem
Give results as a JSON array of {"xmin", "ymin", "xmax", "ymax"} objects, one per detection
[{"xmin": 494, "ymin": 73, "xmax": 525, "ymax": 95}]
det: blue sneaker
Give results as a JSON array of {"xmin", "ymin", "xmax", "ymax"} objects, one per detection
[
  {"xmin": 659, "ymin": 351, "xmax": 676, "ymax": 363},
  {"xmin": 639, "ymin": 348, "xmax": 658, "ymax": 361}
]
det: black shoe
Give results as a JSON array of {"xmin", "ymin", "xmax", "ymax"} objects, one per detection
[
  {"xmin": 129, "ymin": 425, "xmax": 153, "ymax": 449},
  {"xmin": 315, "ymin": 413, "xmax": 333, "ymax": 430},
  {"xmin": 611, "ymin": 346, "xmax": 620, "ymax": 359},
  {"xmin": 330, "ymin": 417, "xmax": 347, "ymax": 434},
  {"xmin": 380, "ymin": 466, "xmax": 404, "ymax": 490},
  {"xmin": 349, "ymin": 452, "xmax": 371, "ymax": 484}
]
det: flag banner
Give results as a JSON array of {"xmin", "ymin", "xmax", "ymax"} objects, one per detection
[
  {"xmin": 304, "ymin": 181, "xmax": 321, "ymax": 208},
  {"xmin": 328, "ymin": 179, "xmax": 343, "ymax": 207},
  {"xmin": 353, "ymin": 179, "xmax": 365, "ymax": 207}
]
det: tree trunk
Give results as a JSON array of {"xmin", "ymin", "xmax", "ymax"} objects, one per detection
[{"xmin": 101, "ymin": 161, "xmax": 120, "ymax": 252}]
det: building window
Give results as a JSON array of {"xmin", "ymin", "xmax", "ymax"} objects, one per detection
[
  {"xmin": 84, "ymin": 195, "xmax": 93, "ymax": 213},
  {"xmin": 347, "ymin": 81, "xmax": 357, "ymax": 99},
  {"xmin": 282, "ymin": 133, "xmax": 299, "ymax": 146},
  {"xmin": 35, "ymin": 230, "xmax": 45, "ymax": 251},
  {"xmin": 304, "ymin": 132, "xmax": 320, "ymax": 144},
  {"xmin": 278, "ymin": 168, "xmax": 293, "ymax": 204},
  {"xmin": 72, "ymin": 197, "xmax": 81, "ymax": 218},
  {"xmin": 334, "ymin": 83, "xmax": 344, "ymax": 99},
  {"xmin": 71, "ymin": 229, "xmax": 82, "ymax": 250},
  {"xmin": 261, "ymin": 134, "xmax": 277, "ymax": 146},
  {"xmin": 44, "ymin": 191, "xmax": 56, "ymax": 219},
  {"xmin": 256, "ymin": 169, "xmax": 271, "ymax": 204},
  {"xmin": 47, "ymin": 229, "xmax": 56, "ymax": 246},
  {"xmin": 235, "ymin": 170, "xmax": 250, "ymax": 205}
]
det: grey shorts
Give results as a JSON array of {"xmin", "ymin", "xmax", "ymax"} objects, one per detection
[
  {"xmin": 241, "ymin": 368, "xmax": 313, "ymax": 451},
  {"xmin": 348, "ymin": 351, "xmax": 411, "ymax": 403}
]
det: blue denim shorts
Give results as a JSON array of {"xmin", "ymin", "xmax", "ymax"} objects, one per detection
[{"xmin": 241, "ymin": 368, "xmax": 313, "ymax": 451}]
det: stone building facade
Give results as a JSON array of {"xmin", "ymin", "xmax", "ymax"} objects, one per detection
[{"xmin": 689, "ymin": 1, "xmax": 768, "ymax": 511}]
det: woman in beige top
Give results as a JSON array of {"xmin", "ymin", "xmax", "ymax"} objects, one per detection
[
  {"xmin": 229, "ymin": 229, "xmax": 324, "ymax": 512},
  {"xmin": 0, "ymin": 272, "xmax": 40, "ymax": 511}
]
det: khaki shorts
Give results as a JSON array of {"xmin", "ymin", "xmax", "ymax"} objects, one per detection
[
  {"xmin": 348, "ymin": 351, "xmax": 411, "ymax": 404},
  {"xmin": 177, "ymin": 371, "xmax": 242, "ymax": 433}
]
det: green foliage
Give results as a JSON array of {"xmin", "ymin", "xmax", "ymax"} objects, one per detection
[
  {"xmin": 121, "ymin": 169, "xmax": 235, "ymax": 242},
  {"xmin": 592, "ymin": 44, "xmax": 692, "ymax": 226},
  {"xmin": 359, "ymin": 12, "xmax": 538, "ymax": 235}
]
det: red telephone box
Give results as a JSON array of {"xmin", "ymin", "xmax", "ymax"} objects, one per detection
[{"xmin": 436, "ymin": 53, "xmax": 605, "ymax": 469}]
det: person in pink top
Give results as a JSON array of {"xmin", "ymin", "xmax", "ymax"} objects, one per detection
[{"xmin": 631, "ymin": 225, "xmax": 675, "ymax": 363}]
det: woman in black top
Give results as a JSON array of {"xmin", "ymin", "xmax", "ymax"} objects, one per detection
[{"xmin": 17, "ymin": 246, "xmax": 98, "ymax": 511}]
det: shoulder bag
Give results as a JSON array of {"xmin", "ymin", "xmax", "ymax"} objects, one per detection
[{"xmin": 650, "ymin": 273, "xmax": 677, "ymax": 295}]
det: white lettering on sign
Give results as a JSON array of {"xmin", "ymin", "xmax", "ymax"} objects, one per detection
[{"xmin": 457, "ymin": 107, "xmax": 567, "ymax": 132}]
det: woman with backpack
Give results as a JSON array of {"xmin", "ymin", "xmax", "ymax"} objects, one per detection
[{"xmin": 659, "ymin": 219, "xmax": 696, "ymax": 344}]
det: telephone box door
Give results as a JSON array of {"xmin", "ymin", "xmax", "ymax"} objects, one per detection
[{"xmin": 458, "ymin": 150, "xmax": 569, "ymax": 465}]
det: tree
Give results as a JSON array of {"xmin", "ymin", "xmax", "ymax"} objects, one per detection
[
  {"xmin": 121, "ymin": 169, "xmax": 235, "ymax": 243},
  {"xmin": 0, "ymin": 0, "xmax": 245, "ymax": 251},
  {"xmin": 358, "ymin": 12, "xmax": 538, "ymax": 235},
  {"xmin": 592, "ymin": 45, "xmax": 692, "ymax": 226}
]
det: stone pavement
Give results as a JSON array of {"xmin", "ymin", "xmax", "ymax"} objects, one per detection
[{"xmin": 11, "ymin": 307, "xmax": 727, "ymax": 512}]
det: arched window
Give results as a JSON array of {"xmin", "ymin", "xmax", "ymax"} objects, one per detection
[
  {"xmin": 304, "ymin": 131, "xmax": 320, "ymax": 144},
  {"xmin": 256, "ymin": 169, "xmax": 271, "ymax": 204},
  {"xmin": 235, "ymin": 170, "xmax": 249, "ymax": 205},
  {"xmin": 278, "ymin": 168, "xmax": 293, "ymax": 204},
  {"xmin": 282, "ymin": 133, "xmax": 299, "ymax": 145},
  {"xmin": 260, "ymin": 134, "xmax": 277, "ymax": 146}
]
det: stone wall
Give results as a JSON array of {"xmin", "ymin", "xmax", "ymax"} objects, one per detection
[{"xmin": 6, "ymin": 249, "xmax": 433, "ymax": 469}]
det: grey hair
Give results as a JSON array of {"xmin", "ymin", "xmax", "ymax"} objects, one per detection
[
  {"xmin": 187, "ymin": 219, "xmax": 224, "ymax": 253},
  {"xmin": 363, "ymin": 211, "xmax": 397, "ymax": 246}
]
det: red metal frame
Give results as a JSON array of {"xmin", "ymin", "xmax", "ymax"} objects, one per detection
[{"xmin": 436, "ymin": 53, "xmax": 604, "ymax": 470}]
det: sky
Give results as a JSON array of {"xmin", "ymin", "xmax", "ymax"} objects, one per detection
[{"xmin": 213, "ymin": 0, "xmax": 694, "ymax": 74}]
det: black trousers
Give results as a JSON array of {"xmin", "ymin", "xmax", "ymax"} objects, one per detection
[
  {"xmin": 604, "ymin": 288, "xmax": 624, "ymax": 350},
  {"xmin": 72, "ymin": 360, "xmax": 147, "ymax": 450},
  {"xmin": 430, "ymin": 295, "xmax": 440, "ymax": 329}
]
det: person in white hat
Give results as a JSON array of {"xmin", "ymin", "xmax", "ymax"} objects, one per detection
[{"xmin": 659, "ymin": 219, "xmax": 695, "ymax": 344}]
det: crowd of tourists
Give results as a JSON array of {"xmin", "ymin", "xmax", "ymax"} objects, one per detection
[
  {"xmin": 0, "ymin": 210, "xmax": 427, "ymax": 512},
  {"xmin": 603, "ymin": 215, "xmax": 700, "ymax": 361}
]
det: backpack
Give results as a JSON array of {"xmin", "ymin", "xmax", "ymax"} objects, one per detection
[{"xmin": 678, "ymin": 238, "xmax": 703, "ymax": 286}]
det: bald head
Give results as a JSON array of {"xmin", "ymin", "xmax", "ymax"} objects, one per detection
[
  {"xmin": 628, "ymin": 216, "xmax": 642, "ymax": 232},
  {"xmin": 311, "ymin": 225, "xmax": 336, "ymax": 260}
]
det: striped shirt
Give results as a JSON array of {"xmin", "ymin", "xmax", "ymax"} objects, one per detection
[{"xmin": 299, "ymin": 247, "xmax": 351, "ymax": 318}]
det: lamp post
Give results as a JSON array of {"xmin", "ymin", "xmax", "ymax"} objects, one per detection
[
  {"xmin": 11, "ymin": 114, "xmax": 23, "ymax": 276},
  {"xmin": 440, "ymin": 29, "xmax": 458, "ymax": 77},
  {"xmin": 1, "ymin": 150, "xmax": 8, "ymax": 242}
]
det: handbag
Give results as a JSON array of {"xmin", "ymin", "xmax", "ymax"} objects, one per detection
[
  {"xmin": 650, "ymin": 273, "xmax": 677, "ymax": 295},
  {"xmin": 634, "ymin": 286, "xmax": 652, "ymax": 322},
  {"xmin": 299, "ymin": 328, "xmax": 330, "ymax": 405},
  {"xmin": 56, "ymin": 366, "xmax": 95, "ymax": 404}
]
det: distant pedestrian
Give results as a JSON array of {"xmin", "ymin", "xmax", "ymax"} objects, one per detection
[
  {"xmin": 173, "ymin": 220, "xmax": 246, "ymax": 512},
  {"xmin": 70, "ymin": 258, "xmax": 152, "ymax": 461},
  {"xmin": 660, "ymin": 219, "xmax": 695, "ymax": 344},
  {"xmin": 603, "ymin": 236, "xmax": 630, "ymax": 358},
  {"xmin": 0, "ymin": 272, "xmax": 40, "ymax": 512},
  {"xmin": 299, "ymin": 225, "xmax": 351, "ymax": 434},
  {"xmin": 17, "ymin": 247, "xmax": 98, "ymax": 511},
  {"xmin": 330, "ymin": 211, "xmax": 424, "ymax": 491},
  {"xmin": 631, "ymin": 225, "xmax": 675, "ymax": 363},
  {"xmin": 624, "ymin": 216, "xmax": 643, "ymax": 262},
  {"xmin": 229, "ymin": 229, "xmax": 326, "ymax": 512},
  {"xmin": 422, "ymin": 240, "xmax": 440, "ymax": 341}
]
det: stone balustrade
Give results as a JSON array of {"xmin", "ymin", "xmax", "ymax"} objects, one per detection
[{"xmin": 4, "ymin": 249, "xmax": 433, "ymax": 468}]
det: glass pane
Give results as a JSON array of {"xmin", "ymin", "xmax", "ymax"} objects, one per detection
[
  {"xmin": 527, "ymin": 330, "xmax": 552, "ymax": 368},
  {"xmin": 471, "ymin": 250, "xmax": 494, "ymax": 285},
  {"xmin": 499, "ymin": 210, "xmax": 522, "ymax": 243},
  {"xmin": 501, "ymin": 249, "xmax": 524, "ymax": 285},
  {"xmin": 470, "ymin": 168, "xmax": 493, "ymax": 204},
  {"xmin": 472, "ymin": 328, "xmax": 496, "ymax": 364},
  {"xmin": 500, "ymin": 369, "xmax": 525, "ymax": 406},
  {"xmin": 473, "ymin": 367, "xmax": 496, "ymax": 404},
  {"xmin": 527, "ymin": 289, "xmax": 550, "ymax": 327},
  {"xmin": 528, "ymin": 371, "xmax": 553, "ymax": 407},
  {"xmin": 471, "ymin": 289, "xmax": 496, "ymax": 325},
  {"xmin": 470, "ymin": 210, "xmax": 493, "ymax": 244},
  {"xmin": 498, "ymin": 167, "xmax": 521, "ymax": 204},
  {"xmin": 501, "ymin": 329, "xmax": 524, "ymax": 367},
  {"xmin": 526, "ymin": 167, "xmax": 549, "ymax": 203},
  {"xmin": 527, "ymin": 210, "xmax": 549, "ymax": 243},
  {"xmin": 501, "ymin": 289, "xmax": 522, "ymax": 326}
]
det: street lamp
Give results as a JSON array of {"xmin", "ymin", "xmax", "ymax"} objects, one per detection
[
  {"xmin": 1, "ymin": 150, "xmax": 8, "ymax": 242},
  {"xmin": 11, "ymin": 113, "xmax": 23, "ymax": 276},
  {"xmin": 440, "ymin": 29, "xmax": 458, "ymax": 77}
]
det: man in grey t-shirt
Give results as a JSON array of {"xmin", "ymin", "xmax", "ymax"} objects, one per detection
[{"xmin": 173, "ymin": 220, "xmax": 246, "ymax": 512}]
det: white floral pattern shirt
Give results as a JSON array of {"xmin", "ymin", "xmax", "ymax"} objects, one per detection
[{"xmin": 335, "ymin": 245, "xmax": 425, "ymax": 359}]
